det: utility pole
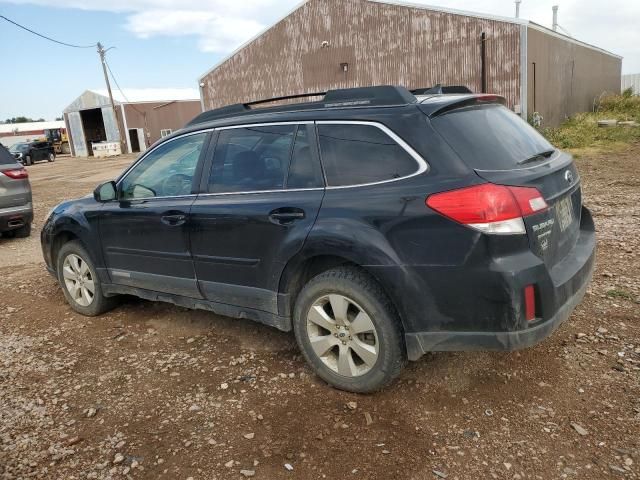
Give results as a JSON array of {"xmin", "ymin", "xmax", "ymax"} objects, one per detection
[{"xmin": 97, "ymin": 42, "xmax": 125, "ymax": 153}]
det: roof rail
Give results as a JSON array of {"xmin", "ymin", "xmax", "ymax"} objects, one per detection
[
  {"xmin": 187, "ymin": 85, "xmax": 417, "ymax": 126},
  {"xmin": 411, "ymin": 84, "xmax": 473, "ymax": 95}
]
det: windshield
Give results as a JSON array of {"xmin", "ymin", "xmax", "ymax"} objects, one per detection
[
  {"xmin": 432, "ymin": 104, "xmax": 555, "ymax": 170},
  {"xmin": 9, "ymin": 143, "xmax": 29, "ymax": 153}
]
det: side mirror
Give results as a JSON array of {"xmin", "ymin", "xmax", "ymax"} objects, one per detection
[{"xmin": 94, "ymin": 181, "xmax": 117, "ymax": 202}]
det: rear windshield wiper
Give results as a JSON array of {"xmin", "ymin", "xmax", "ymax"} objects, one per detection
[{"xmin": 517, "ymin": 149, "xmax": 555, "ymax": 165}]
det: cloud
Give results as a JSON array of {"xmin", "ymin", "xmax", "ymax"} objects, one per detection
[
  {"xmin": 124, "ymin": 9, "xmax": 267, "ymax": 52},
  {"xmin": 2, "ymin": 0, "xmax": 301, "ymax": 53},
  {"xmin": 2, "ymin": 0, "xmax": 639, "ymax": 71}
]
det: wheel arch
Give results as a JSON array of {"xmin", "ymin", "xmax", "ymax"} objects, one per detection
[{"xmin": 277, "ymin": 252, "xmax": 407, "ymax": 334}]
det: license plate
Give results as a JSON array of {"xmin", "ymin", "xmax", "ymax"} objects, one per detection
[{"xmin": 556, "ymin": 195, "xmax": 574, "ymax": 232}]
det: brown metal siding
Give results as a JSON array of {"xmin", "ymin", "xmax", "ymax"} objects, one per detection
[
  {"xmin": 202, "ymin": 0, "xmax": 521, "ymax": 110},
  {"xmin": 123, "ymin": 101, "xmax": 202, "ymax": 146},
  {"xmin": 527, "ymin": 27, "xmax": 622, "ymax": 126}
]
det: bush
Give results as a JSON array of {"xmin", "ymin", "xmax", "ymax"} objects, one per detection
[{"xmin": 542, "ymin": 94, "xmax": 640, "ymax": 149}]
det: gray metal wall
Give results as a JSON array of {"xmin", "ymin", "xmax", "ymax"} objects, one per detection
[
  {"xmin": 201, "ymin": 0, "xmax": 522, "ymax": 110},
  {"xmin": 526, "ymin": 27, "xmax": 622, "ymax": 126}
]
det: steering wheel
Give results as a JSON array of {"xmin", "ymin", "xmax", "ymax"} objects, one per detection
[{"xmin": 162, "ymin": 174, "xmax": 192, "ymax": 197}]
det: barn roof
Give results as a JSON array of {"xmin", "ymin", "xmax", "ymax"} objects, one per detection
[{"xmin": 0, "ymin": 120, "xmax": 65, "ymax": 135}]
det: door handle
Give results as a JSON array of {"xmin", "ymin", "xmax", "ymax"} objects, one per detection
[
  {"xmin": 269, "ymin": 208, "xmax": 305, "ymax": 224},
  {"xmin": 161, "ymin": 214, "xmax": 187, "ymax": 226}
]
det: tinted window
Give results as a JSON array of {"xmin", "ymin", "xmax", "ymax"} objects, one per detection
[
  {"xmin": 120, "ymin": 133, "xmax": 206, "ymax": 200},
  {"xmin": 317, "ymin": 124, "xmax": 418, "ymax": 187},
  {"xmin": 431, "ymin": 105, "xmax": 555, "ymax": 170},
  {"xmin": 209, "ymin": 125, "xmax": 295, "ymax": 193},
  {"xmin": 0, "ymin": 144, "xmax": 16, "ymax": 165},
  {"xmin": 287, "ymin": 127, "xmax": 324, "ymax": 189}
]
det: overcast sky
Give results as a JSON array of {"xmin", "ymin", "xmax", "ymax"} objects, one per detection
[{"xmin": 1, "ymin": 0, "xmax": 638, "ymax": 119}]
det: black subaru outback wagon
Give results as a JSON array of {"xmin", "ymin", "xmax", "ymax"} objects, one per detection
[{"xmin": 41, "ymin": 86, "xmax": 595, "ymax": 392}]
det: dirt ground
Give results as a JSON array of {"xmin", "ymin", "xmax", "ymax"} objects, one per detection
[{"xmin": 1, "ymin": 147, "xmax": 638, "ymax": 480}]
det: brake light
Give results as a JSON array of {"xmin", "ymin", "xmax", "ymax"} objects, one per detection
[
  {"xmin": 524, "ymin": 285, "xmax": 536, "ymax": 321},
  {"xmin": 1, "ymin": 168, "xmax": 29, "ymax": 180},
  {"xmin": 426, "ymin": 183, "xmax": 547, "ymax": 235}
]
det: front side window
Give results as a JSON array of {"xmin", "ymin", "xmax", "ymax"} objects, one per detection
[
  {"xmin": 317, "ymin": 124, "xmax": 419, "ymax": 187},
  {"xmin": 208, "ymin": 125, "xmax": 295, "ymax": 193},
  {"xmin": 119, "ymin": 132, "xmax": 207, "ymax": 200}
]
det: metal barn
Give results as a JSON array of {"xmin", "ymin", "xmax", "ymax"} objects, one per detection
[
  {"xmin": 199, "ymin": 0, "xmax": 622, "ymax": 127},
  {"xmin": 63, "ymin": 89, "xmax": 202, "ymax": 157}
]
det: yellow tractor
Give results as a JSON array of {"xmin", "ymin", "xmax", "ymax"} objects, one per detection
[{"xmin": 43, "ymin": 128, "xmax": 71, "ymax": 155}]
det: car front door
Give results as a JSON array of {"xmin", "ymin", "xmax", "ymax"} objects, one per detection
[
  {"xmin": 190, "ymin": 123, "xmax": 325, "ymax": 314},
  {"xmin": 98, "ymin": 131, "xmax": 210, "ymax": 298}
]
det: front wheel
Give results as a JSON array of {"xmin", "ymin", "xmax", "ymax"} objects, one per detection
[
  {"xmin": 56, "ymin": 241, "xmax": 118, "ymax": 316},
  {"xmin": 293, "ymin": 267, "xmax": 406, "ymax": 393},
  {"xmin": 48, "ymin": 152, "xmax": 55, "ymax": 162},
  {"xmin": 24, "ymin": 155, "xmax": 32, "ymax": 166}
]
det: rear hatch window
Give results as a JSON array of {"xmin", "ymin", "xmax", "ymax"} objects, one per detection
[
  {"xmin": 431, "ymin": 104, "xmax": 555, "ymax": 170},
  {"xmin": 432, "ymin": 103, "xmax": 582, "ymax": 269},
  {"xmin": 0, "ymin": 144, "xmax": 16, "ymax": 165}
]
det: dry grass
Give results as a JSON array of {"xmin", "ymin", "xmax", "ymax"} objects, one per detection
[{"xmin": 542, "ymin": 93, "xmax": 640, "ymax": 151}]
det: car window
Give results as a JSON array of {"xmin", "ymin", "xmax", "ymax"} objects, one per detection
[
  {"xmin": 287, "ymin": 127, "xmax": 324, "ymax": 189},
  {"xmin": 208, "ymin": 125, "xmax": 295, "ymax": 193},
  {"xmin": 120, "ymin": 133, "xmax": 207, "ymax": 200},
  {"xmin": 431, "ymin": 104, "xmax": 555, "ymax": 170},
  {"xmin": 0, "ymin": 144, "xmax": 16, "ymax": 165},
  {"xmin": 317, "ymin": 124, "xmax": 419, "ymax": 187}
]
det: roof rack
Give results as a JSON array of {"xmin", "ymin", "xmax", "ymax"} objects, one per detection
[
  {"xmin": 411, "ymin": 84, "xmax": 473, "ymax": 95},
  {"xmin": 187, "ymin": 85, "xmax": 418, "ymax": 126}
]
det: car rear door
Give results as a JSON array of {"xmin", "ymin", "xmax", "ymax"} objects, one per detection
[{"xmin": 190, "ymin": 123, "xmax": 325, "ymax": 314}]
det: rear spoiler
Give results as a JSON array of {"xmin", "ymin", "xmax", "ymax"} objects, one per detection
[{"xmin": 419, "ymin": 94, "xmax": 507, "ymax": 117}]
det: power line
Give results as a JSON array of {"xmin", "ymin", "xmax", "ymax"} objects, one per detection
[
  {"xmin": 0, "ymin": 14, "xmax": 96, "ymax": 48},
  {"xmin": 104, "ymin": 59, "xmax": 145, "ymax": 116}
]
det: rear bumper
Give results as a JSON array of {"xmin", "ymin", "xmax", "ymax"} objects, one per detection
[
  {"xmin": 0, "ymin": 203, "xmax": 33, "ymax": 232},
  {"xmin": 402, "ymin": 207, "xmax": 596, "ymax": 361}
]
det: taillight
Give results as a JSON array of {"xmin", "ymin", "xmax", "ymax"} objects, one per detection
[
  {"xmin": 426, "ymin": 183, "xmax": 547, "ymax": 235},
  {"xmin": 1, "ymin": 167, "xmax": 29, "ymax": 180},
  {"xmin": 524, "ymin": 285, "xmax": 536, "ymax": 321}
]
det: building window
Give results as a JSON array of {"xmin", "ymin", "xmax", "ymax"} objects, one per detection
[{"xmin": 160, "ymin": 129, "xmax": 173, "ymax": 138}]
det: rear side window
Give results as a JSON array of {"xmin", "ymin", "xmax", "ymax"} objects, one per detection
[
  {"xmin": 209, "ymin": 125, "xmax": 295, "ymax": 193},
  {"xmin": 317, "ymin": 124, "xmax": 419, "ymax": 187},
  {"xmin": 431, "ymin": 105, "xmax": 555, "ymax": 170},
  {"xmin": 287, "ymin": 127, "xmax": 324, "ymax": 189},
  {"xmin": 0, "ymin": 144, "xmax": 16, "ymax": 165}
]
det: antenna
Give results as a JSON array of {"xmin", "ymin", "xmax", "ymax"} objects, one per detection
[{"xmin": 515, "ymin": 0, "xmax": 522, "ymax": 18}]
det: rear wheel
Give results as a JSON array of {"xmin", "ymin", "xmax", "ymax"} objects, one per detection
[
  {"xmin": 293, "ymin": 267, "xmax": 406, "ymax": 393},
  {"xmin": 56, "ymin": 241, "xmax": 118, "ymax": 316}
]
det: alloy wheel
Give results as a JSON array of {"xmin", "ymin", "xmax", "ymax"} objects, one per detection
[
  {"xmin": 62, "ymin": 254, "xmax": 95, "ymax": 307},
  {"xmin": 306, "ymin": 294, "xmax": 379, "ymax": 377}
]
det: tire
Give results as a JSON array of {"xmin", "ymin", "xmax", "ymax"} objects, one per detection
[
  {"xmin": 24, "ymin": 155, "xmax": 32, "ymax": 166},
  {"xmin": 56, "ymin": 241, "xmax": 118, "ymax": 316},
  {"xmin": 48, "ymin": 152, "xmax": 55, "ymax": 162},
  {"xmin": 62, "ymin": 143, "xmax": 71, "ymax": 155},
  {"xmin": 14, "ymin": 222, "xmax": 31, "ymax": 238},
  {"xmin": 293, "ymin": 266, "xmax": 406, "ymax": 393}
]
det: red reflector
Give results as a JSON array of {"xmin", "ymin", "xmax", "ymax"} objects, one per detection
[
  {"xmin": 1, "ymin": 168, "xmax": 29, "ymax": 180},
  {"xmin": 524, "ymin": 285, "xmax": 536, "ymax": 321},
  {"xmin": 426, "ymin": 184, "xmax": 547, "ymax": 225}
]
